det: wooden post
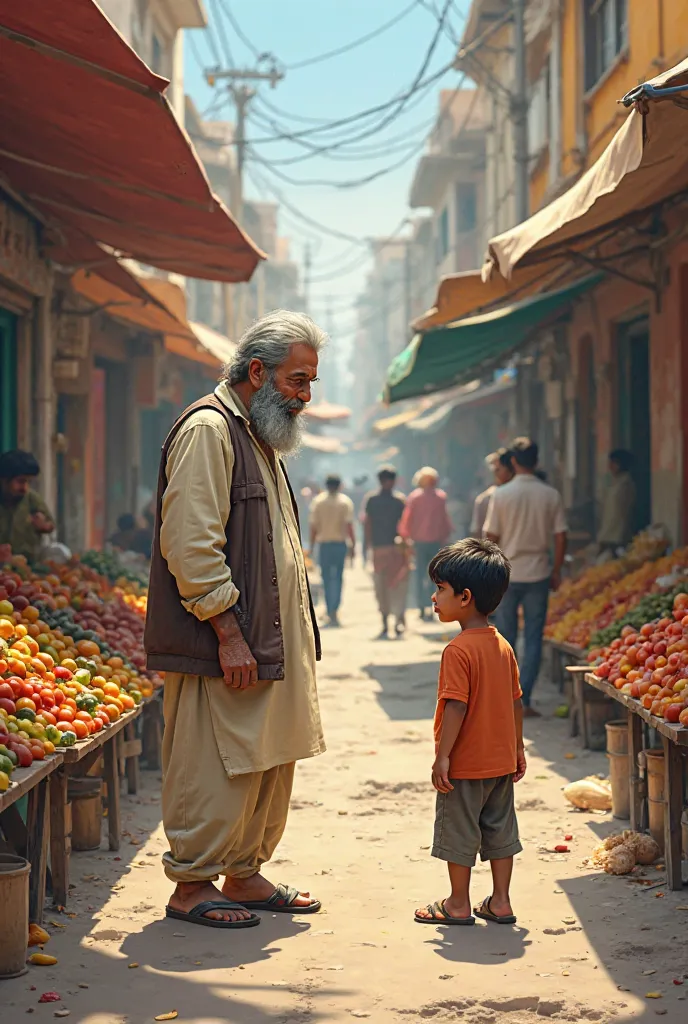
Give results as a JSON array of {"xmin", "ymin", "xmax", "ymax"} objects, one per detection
[
  {"xmin": 662, "ymin": 735, "xmax": 684, "ymax": 891},
  {"xmin": 49, "ymin": 769, "xmax": 69, "ymax": 908},
  {"xmin": 124, "ymin": 721, "xmax": 141, "ymax": 796},
  {"xmin": 103, "ymin": 737, "xmax": 121, "ymax": 852},
  {"xmin": 574, "ymin": 676, "xmax": 589, "ymax": 748},
  {"xmin": 26, "ymin": 778, "xmax": 50, "ymax": 924},
  {"xmin": 628, "ymin": 714, "xmax": 644, "ymax": 831}
]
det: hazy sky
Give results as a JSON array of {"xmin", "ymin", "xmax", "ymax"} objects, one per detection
[{"xmin": 184, "ymin": 0, "xmax": 466, "ymax": 341}]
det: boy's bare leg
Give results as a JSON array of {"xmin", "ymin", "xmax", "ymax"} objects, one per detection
[
  {"xmin": 487, "ymin": 855, "xmax": 514, "ymax": 917},
  {"xmin": 444, "ymin": 862, "xmax": 472, "ymax": 918}
]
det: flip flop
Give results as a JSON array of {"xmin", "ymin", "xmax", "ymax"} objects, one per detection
[
  {"xmin": 414, "ymin": 900, "xmax": 475, "ymax": 926},
  {"xmin": 473, "ymin": 896, "xmax": 517, "ymax": 925},
  {"xmin": 239, "ymin": 882, "xmax": 321, "ymax": 914},
  {"xmin": 165, "ymin": 900, "xmax": 260, "ymax": 929}
]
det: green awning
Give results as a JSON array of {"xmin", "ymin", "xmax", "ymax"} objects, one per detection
[{"xmin": 385, "ymin": 276, "xmax": 599, "ymax": 403}]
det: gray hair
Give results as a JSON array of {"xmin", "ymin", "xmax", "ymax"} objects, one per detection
[{"xmin": 224, "ymin": 309, "xmax": 327, "ymax": 385}]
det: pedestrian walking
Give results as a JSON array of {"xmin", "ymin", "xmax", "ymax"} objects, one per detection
[
  {"xmin": 470, "ymin": 449, "xmax": 514, "ymax": 537},
  {"xmin": 362, "ymin": 466, "xmax": 409, "ymax": 639},
  {"xmin": 0, "ymin": 449, "xmax": 55, "ymax": 563},
  {"xmin": 415, "ymin": 538, "xmax": 525, "ymax": 926},
  {"xmin": 309, "ymin": 474, "xmax": 355, "ymax": 627},
  {"xmin": 484, "ymin": 438, "xmax": 568, "ymax": 716},
  {"xmin": 398, "ymin": 466, "xmax": 453, "ymax": 619},
  {"xmin": 144, "ymin": 310, "xmax": 326, "ymax": 929}
]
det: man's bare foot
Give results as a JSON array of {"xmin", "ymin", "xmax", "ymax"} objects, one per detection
[
  {"xmin": 222, "ymin": 873, "xmax": 316, "ymax": 909},
  {"xmin": 168, "ymin": 881, "xmax": 254, "ymax": 922},
  {"xmin": 415, "ymin": 895, "xmax": 472, "ymax": 921}
]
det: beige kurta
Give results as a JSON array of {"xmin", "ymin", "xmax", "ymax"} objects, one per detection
[{"xmin": 159, "ymin": 382, "xmax": 325, "ymax": 779}]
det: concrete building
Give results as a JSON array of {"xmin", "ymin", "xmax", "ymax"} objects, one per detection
[{"xmin": 409, "ymin": 88, "xmax": 487, "ymax": 281}]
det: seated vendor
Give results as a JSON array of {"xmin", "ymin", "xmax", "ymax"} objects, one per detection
[{"xmin": 0, "ymin": 449, "xmax": 55, "ymax": 563}]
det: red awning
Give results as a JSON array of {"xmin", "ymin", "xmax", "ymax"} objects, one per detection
[{"xmin": 0, "ymin": 0, "xmax": 264, "ymax": 282}]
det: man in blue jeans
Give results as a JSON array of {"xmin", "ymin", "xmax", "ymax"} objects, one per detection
[
  {"xmin": 484, "ymin": 438, "xmax": 567, "ymax": 716},
  {"xmin": 309, "ymin": 475, "xmax": 355, "ymax": 627}
]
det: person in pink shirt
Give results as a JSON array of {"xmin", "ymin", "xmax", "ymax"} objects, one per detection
[{"xmin": 399, "ymin": 466, "xmax": 453, "ymax": 619}]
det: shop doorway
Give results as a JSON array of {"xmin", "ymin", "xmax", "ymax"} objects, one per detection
[
  {"xmin": 0, "ymin": 309, "xmax": 17, "ymax": 452},
  {"xmin": 616, "ymin": 317, "xmax": 651, "ymax": 533}
]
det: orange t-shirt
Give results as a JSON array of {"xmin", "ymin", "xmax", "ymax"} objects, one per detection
[{"xmin": 434, "ymin": 627, "xmax": 522, "ymax": 779}]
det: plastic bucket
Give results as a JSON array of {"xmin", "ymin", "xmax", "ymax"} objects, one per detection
[
  {"xmin": 645, "ymin": 749, "xmax": 665, "ymax": 854},
  {"xmin": 0, "ymin": 854, "xmax": 30, "ymax": 979}
]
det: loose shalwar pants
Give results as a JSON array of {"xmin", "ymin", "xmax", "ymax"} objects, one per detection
[{"xmin": 161, "ymin": 673, "xmax": 295, "ymax": 883}]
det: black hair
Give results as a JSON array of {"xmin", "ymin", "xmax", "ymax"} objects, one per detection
[
  {"xmin": 497, "ymin": 447, "xmax": 514, "ymax": 470},
  {"xmin": 378, "ymin": 466, "xmax": 397, "ymax": 483},
  {"xmin": 428, "ymin": 538, "xmax": 511, "ymax": 615},
  {"xmin": 609, "ymin": 448, "xmax": 633, "ymax": 473},
  {"xmin": 117, "ymin": 513, "xmax": 136, "ymax": 531},
  {"xmin": 510, "ymin": 436, "xmax": 538, "ymax": 469},
  {"xmin": 326, "ymin": 474, "xmax": 341, "ymax": 491},
  {"xmin": 0, "ymin": 449, "xmax": 40, "ymax": 480}
]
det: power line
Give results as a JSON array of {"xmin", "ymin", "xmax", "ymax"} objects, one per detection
[
  {"xmin": 285, "ymin": 1, "xmax": 421, "ymax": 70},
  {"xmin": 210, "ymin": 0, "xmax": 235, "ymax": 66},
  {"xmin": 216, "ymin": 0, "xmax": 262, "ymax": 59}
]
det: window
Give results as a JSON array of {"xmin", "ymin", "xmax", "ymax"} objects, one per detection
[
  {"xmin": 455, "ymin": 183, "xmax": 477, "ymax": 233},
  {"xmin": 436, "ymin": 207, "xmax": 450, "ymax": 263},
  {"xmin": 151, "ymin": 33, "xmax": 163, "ymax": 75},
  {"xmin": 584, "ymin": 0, "xmax": 628, "ymax": 91},
  {"xmin": 528, "ymin": 62, "xmax": 551, "ymax": 161}
]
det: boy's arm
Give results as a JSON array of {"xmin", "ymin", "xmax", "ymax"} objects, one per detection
[
  {"xmin": 513, "ymin": 698, "xmax": 526, "ymax": 782},
  {"xmin": 432, "ymin": 699, "xmax": 467, "ymax": 794}
]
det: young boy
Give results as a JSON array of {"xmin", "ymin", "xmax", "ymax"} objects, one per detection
[{"xmin": 415, "ymin": 538, "xmax": 526, "ymax": 927}]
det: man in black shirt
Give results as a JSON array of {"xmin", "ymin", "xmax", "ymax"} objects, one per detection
[{"xmin": 362, "ymin": 467, "xmax": 409, "ymax": 639}]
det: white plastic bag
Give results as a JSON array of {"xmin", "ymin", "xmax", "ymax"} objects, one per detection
[{"xmin": 563, "ymin": 776, "xmax": 612, "ymax": 812}]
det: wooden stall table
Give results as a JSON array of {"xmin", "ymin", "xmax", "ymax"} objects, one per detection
[
  {"xmin": 0, "ymin": 754, "xmax": 63, "ymax": 924},
  {"xmin": 545, "ymin": 640, "xmax": 586, "ymax": 736},
  {"xmin": 49, "ymin": 705, "xmax": 143, "ymax": 907},
  {"xmin": 585, "ymin": 672, "xmax": 688, "ymax": 891}
]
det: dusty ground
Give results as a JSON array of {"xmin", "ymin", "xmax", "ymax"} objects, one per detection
[{"xmin": 4, "ymin": 564, "xmax": 688, "ymax": 1024}]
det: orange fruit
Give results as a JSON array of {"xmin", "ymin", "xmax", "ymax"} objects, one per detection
[
  {"xmin": 103, "ymin": 703, "xmax": 121, "ymax": 722},
  {"xmin": 103, "ymin": 682, "xmax": 121, "ymax": 699},
  {"xmin": 71, "ymin": 720, "xmax": 89, "ymax": 740},
  {"xmin": 57, "ymin": 707, "xmax": 75, "ymax": 723},
  {"xmin": 43, "ymin": 740, "xmax": 56, "ymax": 755}
]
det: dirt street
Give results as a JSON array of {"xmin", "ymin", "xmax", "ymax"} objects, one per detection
[{"xmin": 4, "ymin": 564, "xmax": 688, "ymax": 1024}]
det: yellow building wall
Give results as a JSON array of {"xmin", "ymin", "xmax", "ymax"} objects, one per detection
[{"xmin": 531, "ymin": 0, "xmax": 688, "ymax": 209}]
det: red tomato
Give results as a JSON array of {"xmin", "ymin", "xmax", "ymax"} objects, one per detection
[
  {"xmin": 39, "ymin": 688, "xmax": 55, "ymax": 708},
  {"xmin": 0, "ymin": 682, "xmax": 14, "ymax": 701},
  {"xmin": 56, "ymin": 721, "xmax": 76, "ymax": 733},
  {"xmin": 91, "ymin": 716, "xmax": 103, "ymax": 732},
  {"xmin": 52, "ymin": 688, "xmax": 65, "ymax": 706},
  {"xmin": 71, "ymin": 720, "xmax": 89, "ymax": 740},
  {"xmin": 42, "ymin": 711, "xmax": 57, "ymax": 726},
  {"xmin": 57, "ymin": 707, "xmax": 75, "ymax": 723}
]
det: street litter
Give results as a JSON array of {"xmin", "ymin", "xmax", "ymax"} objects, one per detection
[{"xmin": 563, "ymin": 777, "xmax": 612, "ymax": 811}]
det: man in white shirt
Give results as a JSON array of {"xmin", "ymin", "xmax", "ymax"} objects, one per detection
[
  {"xmin": 309, "ymin": 475, "xmax": 355, "ymax": 627},
  {"xmin": 484, "ymin": 438, "xmax": 567, "ymax": 716}
]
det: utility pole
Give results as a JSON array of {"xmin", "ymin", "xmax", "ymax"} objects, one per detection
[
  {"xmin": 206, "ymin": 62, "xmax": 284, "ymax": 335},
  {"xmin": 512, "ymin": 0, "xmax": 529, "ymax": 224}
]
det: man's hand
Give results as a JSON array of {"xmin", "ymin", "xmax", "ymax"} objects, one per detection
[
  {"xmin": 431, "ymin": 755, "xmax": 453, "ymax": 794},
  {"xmin": 31, "ymin": 512, "xmax": 54, "ymax": 534},
  {"xmin": 550, "ymin": 568, "xmax": 561, "ymax": 592},
  {"xmin": 211, "ymin": 610, "xmax": 257, "ymax": 690},
  {"xmin": 513, "ymin": 748, "xmax": 527, "ymax": 783}
]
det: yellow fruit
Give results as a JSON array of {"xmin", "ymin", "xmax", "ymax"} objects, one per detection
[
  {"xmin": 27, "ymin": 953, "xmax": 57, "ymax": 965},
  {"xmin": 28, "ymin": 923, "xmax": 50, "ymax": 946},
  {"xmin": 0, "ymin": 771, "xmax": 10, "ymax": 792}
]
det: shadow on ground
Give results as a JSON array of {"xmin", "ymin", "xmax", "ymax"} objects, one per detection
[{"xmin": 362, "ymin": 659, "xmax": 440, "ymax": 720}]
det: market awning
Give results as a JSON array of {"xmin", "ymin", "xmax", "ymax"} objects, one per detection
[
  {"xmin": 486, "ymin": 57, "xmax": 688, "ymax": 279},
  {"xmin": 385, "ymin": 276, "xmax": 598, "ymax": 403},
  {"xmin": 372, "ymin": 397, "xmax": 437, "ymax": 433},
  {"xmin": 302, "ymin": 433, "xmax": 347, "ymax": 454},
  {"xmin": 407, "ymin": 377, "xmax": 515, "ymax": 433},
  {"xmin": 0, "ymin": 0, "xmax": 263, "ymax": 282},
  {"xmin": 70, "ymin": 268, "xmax": 236, "ymax": 369},
  {"xmin": 303, "ymin": 401, "xmax": 351, "ymax": 422},
  {"xmin": 413, "ymin": 263, "xmax": 564, "ymax": 331}
]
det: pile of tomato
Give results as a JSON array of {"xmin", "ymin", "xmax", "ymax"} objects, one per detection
[{"xmin": 588, "ymin": 592, "xmax": 688, "ymax": 727}]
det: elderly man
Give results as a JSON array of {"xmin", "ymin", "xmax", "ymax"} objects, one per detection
[{"xmin": 145, "ymin": 310, "xmax": 327, "ymax": 929}]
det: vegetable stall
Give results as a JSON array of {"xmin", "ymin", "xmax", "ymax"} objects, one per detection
[{"xmin": 0, "ymin": 548, "xmax": 158, "ymax": 921}]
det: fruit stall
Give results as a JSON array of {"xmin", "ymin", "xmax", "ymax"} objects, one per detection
[
  {"xmin": 543, "ymin": 529, "xmax": 688, "ymax": 739},
  {"xmin": 581, "ymin": 591, "xmax": 688, "ymax": 890},
  {"xmin": 0, "ymin": 548, "xmax": 159, "ymax": 920}
]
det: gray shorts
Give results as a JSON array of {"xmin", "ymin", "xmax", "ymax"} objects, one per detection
[{"xmin": 432, "ymin": 774, "xmax": 522, "ymax": 867}]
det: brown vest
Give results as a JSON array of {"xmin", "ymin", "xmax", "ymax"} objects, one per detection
[{"xmin": 144, "ymin": 394, "xmax": 321, "ymax": 679}]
